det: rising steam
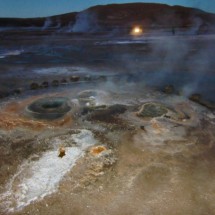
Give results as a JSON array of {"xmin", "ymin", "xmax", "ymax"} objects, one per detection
[{"xmin": 71, "ymin": 11, "xmax": 99, "ymax": 33}]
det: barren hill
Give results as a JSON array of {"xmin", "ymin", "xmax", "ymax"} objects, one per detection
[{"xmin": 0, "ymin": 3, "xmax": 215, "ymax": 33}]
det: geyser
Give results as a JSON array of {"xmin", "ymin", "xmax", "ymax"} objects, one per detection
[
  {"xmin": 77, "ymin": 90, "xmax": 108, "ymax": 107},
  {"xmin": 26, "ymin": 97, "xmax": 71, "ymax": 120},
  {"xmin": 136, "ymin": 102, "xmax": 190, "ymax": 122},
  {"xmin": 137, "ymin": 102, "xmax": 168, "ymax": 118}
]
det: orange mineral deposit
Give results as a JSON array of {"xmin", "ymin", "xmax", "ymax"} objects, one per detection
[{"xmin": 90, "ymin": 146, "xmax": 107, "ymax": 156}]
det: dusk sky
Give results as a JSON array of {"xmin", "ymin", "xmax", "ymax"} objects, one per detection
[{"xmin": 0, "ymin": 0, "xmax": 214, "ymax": 18}]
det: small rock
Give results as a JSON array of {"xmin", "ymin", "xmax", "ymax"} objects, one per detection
[
  {"xmin": 128, "ymin": 125, "xmax": 136, "ymax": 131},
  {"xmin": 40, "ymin": 81, "xmax": 49, "ymax": 88},
  {"xmin": 0, "ymin": 91, "xmax": 9, "ymax": 99},
  {"xmin": 189, "ymin": 93, "xmax": 215, "ymax": 110},
  {"xmin": 163, "ymin": 85, "xmax": 175, "ymax": 94},
  {"xmin": 51, "ymin": 80, "xmax": 59, "ymax": 87},
  {"xmin": 61, "ymin": 79, "xmax": 68, "ymax": 85},
  {"xmin": 140, "ymin": 125, "xmax": 146, "ymax": 131},
  {"xmin": 189, "ymin": 93, "xmax": 201, "ymax": 102},
  {"xmin": 30, "ymin": 82, "xmax": 39, "ymax": 90},
  {"xmin": 58, "ymin": 147, "xmax": 66, "ymax": 158},
  {"xmin": 13, "ymin": 88, "xmax": 22, "ymax": 95},
  {"xmin": 84, "ymin": 75, "xmax": 92, "ymax": 81},
  {"xmin": 70, "ymin": 76, "xmax": 80, "ymax": 82},
  {"xmin": 97, "ymin": 76, "xmax": 107, "ymax": 81}
]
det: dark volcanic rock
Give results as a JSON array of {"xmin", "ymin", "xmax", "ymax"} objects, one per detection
[
  {"xmin": 84, "ymin": 75, "xmax": 92, "ymax": 81},
  {"xmin": 40, "ymin": 81, "xmax": 49, "ymax": 88},
  {"xmin": 162, "ymin": 85, "xmax": 175, "ymax": 94},
  {"xmin": 0, "ymin": 91, "xmax": 10, "ymax": 99},
  {"xmin": 61, "ymin": 79, "xmax": 68, "ymax": 85},
  {"xmin": 51, "ymin": 80, "xmax": 59, "ymax": 87},
  {"xmin": 30, "ymin": 82, "xmax": 40, "ymax": 90},
  {"xmin": 96, "ymin": 76, "xmax": 107, "ymax": 81},
  {"xmin": 189, "ymin": 93, "xmax": 215, "ymax": 110},
  {"xmin": 13, "ymin": 88, "xmax": 22, "ymax": 95},
  {"xmin": 189, "ymin": 93, "xmax": 202, "ymax": 102},
  {"xmin": 70, "ymin": 76, "xmax": 80, "ymax": 82}
]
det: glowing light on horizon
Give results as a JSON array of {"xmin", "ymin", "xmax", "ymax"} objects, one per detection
[{"xmin": 131, "ymin": 26, "xmax": 143, "ymax": 36}]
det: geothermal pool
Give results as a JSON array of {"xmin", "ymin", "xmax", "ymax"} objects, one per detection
[{"xmin": 0, "ymin": 33, "xmax": 215, "ymax": 215}]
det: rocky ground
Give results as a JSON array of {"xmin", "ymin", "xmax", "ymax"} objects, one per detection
[
  {"xmin": 0, "ymin": 80, "xmax": 214, "ymax": 215},
  {"xmin": 0, "ymin": 33, "xmax": 215, "ymax": 215}
]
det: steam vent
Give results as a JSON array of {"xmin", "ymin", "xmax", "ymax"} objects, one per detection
[
  {"xmin": 137, "ymin": 102, "xmax": 168, "ymax": 118},
  {"xmin": 136, "ymin": 102, "xmax": 189, "ymax": 122},
  {"xmin": 78, "ymin": 90, "xmax": 108, "ymax": 107},
  {"xmin": 26, "ymin": 97, "xmax": 71, "ymax": 120}
]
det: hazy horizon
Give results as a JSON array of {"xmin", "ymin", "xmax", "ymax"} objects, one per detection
[{"xmin": 0, "ymin": 0, "xmax": 214, "ymax": 18}]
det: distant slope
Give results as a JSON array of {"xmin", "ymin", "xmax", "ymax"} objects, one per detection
[
  {"xmin": 90, "ymin": 3, "xmax": 215, "ymax": 26},
  {"xmin": 0, "ymin": 13, "xmax": 77, "ymax": 28},
  {"xmin": 0, "ymin": 3, "xmax": 215, "ymax": 33}
]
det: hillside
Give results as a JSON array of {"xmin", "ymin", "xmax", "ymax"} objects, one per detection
[{"xmin": 0, "ymin": 3, "xmax": 215, "ymax": 33}]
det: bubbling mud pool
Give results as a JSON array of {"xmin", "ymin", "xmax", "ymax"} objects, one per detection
[{"xmin": 0, "ymin": 80, "xmax": 215, "ymax": 215}]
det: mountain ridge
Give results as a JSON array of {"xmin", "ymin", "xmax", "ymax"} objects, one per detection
[{"xmin": 0, "ymin": 3, "xmax": 214, "ymax": 33}]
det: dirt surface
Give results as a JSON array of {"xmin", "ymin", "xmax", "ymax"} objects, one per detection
[{"xmin": 0, "ymin": 33, "xmax": 215, "ymax": 215}]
